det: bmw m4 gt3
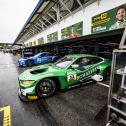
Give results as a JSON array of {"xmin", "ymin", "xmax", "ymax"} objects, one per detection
[{"xmin": 18, "ymin": 54, "xmax": 111, "ymax": 101}]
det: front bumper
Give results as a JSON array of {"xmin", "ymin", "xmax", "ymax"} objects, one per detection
[{"xmin": 18, "ymin": 88, "xmax": 38, "ymax": 102}]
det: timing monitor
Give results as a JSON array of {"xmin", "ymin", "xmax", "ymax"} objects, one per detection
[{"xmin": 119, "ymin": 28, "xmax": 126, "ymax": 49}]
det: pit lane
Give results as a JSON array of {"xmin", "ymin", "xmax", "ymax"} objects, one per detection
[{"xmin": 0, "ymin": 53, "xmax": 109, "ymax": 126}]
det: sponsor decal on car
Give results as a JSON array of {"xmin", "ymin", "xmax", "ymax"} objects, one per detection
[
  {"xmin": 67, "ymin": 74, "xmax": 77, "ymax": 82},
  {"xmin": 67, "ymin": 71, "xmax": 77, "ymax": 82},
  {"xmin": 77, "ymin": 67, "xmax": 98, "ymax": 81},
  {"xmin": 37, "ymin": 58, "xmax": 42, "ymax": 62}
]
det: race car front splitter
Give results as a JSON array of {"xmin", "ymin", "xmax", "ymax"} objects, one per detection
[{"xmin": 18, "ymin": 89, "xmax": 38, "ymax": 102}]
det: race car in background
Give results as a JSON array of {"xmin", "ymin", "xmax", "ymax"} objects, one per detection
[
  {"xmin": 18, "ymin": 52, "xmax": 59, "ymax": 67},
  {"xmin": 18, "ymin": 54, "xmax": 111, "ymax": 101}
]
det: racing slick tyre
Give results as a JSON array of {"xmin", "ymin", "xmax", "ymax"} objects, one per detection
[
  {"xmin": 27, "ymin": 60, "xmax": 34, "ymax": 67},
  {"xmin": 36, "ymin": 79, "xmax": 56, "ymax": 98},
  {"xmin": 103, "ymin": 67, "xmax": 111, "ymax": 81}
]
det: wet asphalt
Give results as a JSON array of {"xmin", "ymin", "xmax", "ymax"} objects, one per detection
[{"xmin": 0, "ymin": 53, "xmax": 109, "ymax": 126}]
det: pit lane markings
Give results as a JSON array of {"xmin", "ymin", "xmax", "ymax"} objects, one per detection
[{"xmin": 0, "ymin": 106, "xmax": 11, "ymax": 126}]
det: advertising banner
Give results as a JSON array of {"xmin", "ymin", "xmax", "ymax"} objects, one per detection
[
  {"xmin": 29, "ymin": 42, "xmax": 32, "ymax": 47},
  {"xmin": 47, "ymin": 32, "xmax": 58, "ymax": 42},
  {"xmin": 61, "ymin": 21, "xmax": 83, "ymax": 40},
  {"xmin": 92, "ymin": 3, "xmax": 126, "ymax": 33},
  {"xmin": 25, "ymin": 43, "xmax": 29, "ymax": 47},
  {"xmin": 0, "ymin": 44, "xmax": 4, "ymax": 48},
  {"xmin": 23, "ymin": 48, "xmax": 34, "ymax": 57},
  {"xmin": 32, "ymin": 41, "xmax": 37, "ymax": 46},
  {"xmin": 38, "ymin": 37, "xmax": 44, "ymax": 45}
]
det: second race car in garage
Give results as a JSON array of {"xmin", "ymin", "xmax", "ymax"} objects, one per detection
[
  {"xmin": 18, "ymin": 54, "xmax": 111, "ymax": 101},
  {"xmin": 18, "ymin": 52, "xmax": 59, "ymax": 67}
]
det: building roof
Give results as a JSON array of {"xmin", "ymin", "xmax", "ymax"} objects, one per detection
[
  {"xmin": 14, "ymin": 0, "xmax": 45, "ymax": 44},
  {"xmin": 13, "ymin": 0, "xmax": 95, "ymax": 45}
]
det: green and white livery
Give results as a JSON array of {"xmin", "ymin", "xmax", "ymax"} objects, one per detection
[{"xmin": 18, "ymin": 54, "xmax": 111, "ymax": 101}]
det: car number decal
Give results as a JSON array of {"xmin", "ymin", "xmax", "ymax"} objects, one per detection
[
  {"xmin": 37, "ymin": 58, "xmax": 41, "ymax": 62},
  {"xmin": 67, "ymin": 74, "xmax": 77, "ymax": 82}
]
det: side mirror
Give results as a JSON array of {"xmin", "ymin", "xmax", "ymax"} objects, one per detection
[{"xmin": 71, "ymin": 64, "xmax": 79, "ymax": 69}]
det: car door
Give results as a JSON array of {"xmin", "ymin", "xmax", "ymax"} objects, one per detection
[
  {"xmin": 41, "ymin": 56, "xmax": 48, "ymax": 64},
  {"xmin": 66, "ymin": 57, "xmax": 91, "ymax": 85},
  {"xmin": 46, "ymin": 55, "xmax": 53, "ymax": 63},
  {"xmin": 66, "ymin": 57, "xmax": 102, "ymax": 85},
  {"xmin": 37, "ymin": 53, "xmax": 45, "ymax": 64},
  {"xmin": 38, "ymin": 53, "xmax": 49, "ymax": 64},
  {"xmin": 78, "ymin": 57, "xmax": 103, "ymax": 82},
  {"xmin": 80, "ymin": 57, "xmax": 104, "ymax": 80},
  {"xmin": 42, "ymin": 53, "xmax": 53, "ymax": 63}
]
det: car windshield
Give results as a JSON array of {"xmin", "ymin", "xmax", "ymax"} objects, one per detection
[
  {"xmin": 34, "ymin": 53, "xmax": 45, "ymax": 57},
  {"xmin": 55, "ymin": 56, "xmax": 75, "ymax": 69}
]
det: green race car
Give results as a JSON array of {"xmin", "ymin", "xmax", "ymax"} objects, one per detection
[{"xmin": 18, "ymin": 54, "xmax": 111, "ymax": 101}]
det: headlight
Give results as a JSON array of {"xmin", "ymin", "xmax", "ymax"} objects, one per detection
[{"xmin": 20, "ymin": 80, "xmax": 35, "ymax": 85}]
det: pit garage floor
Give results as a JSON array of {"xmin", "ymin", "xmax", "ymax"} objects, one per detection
[{"xmin": 0, "ymin": 53, "xmax": 109, "ymax": 126}]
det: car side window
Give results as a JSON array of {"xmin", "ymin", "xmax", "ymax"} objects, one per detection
[
  {"xmin": 91, "ymin": 57, "xmax": 103, "ymax": 64},
  {"xmin": 40, "ymin": 53, "xmax": 46, "ymax": 57},
  {"xmin": 74, "ymin": 57, "xmax": 92, "ymax": 67},
  {"xmin": 72, "ymin": 57, "xmax": 92, "ymax": 71},
  {"xmin": 80, "ymin": 58, "xmax": 92, "ymax": 66}
]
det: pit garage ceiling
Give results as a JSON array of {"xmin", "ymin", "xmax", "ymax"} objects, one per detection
[{"xmin": 14, "ymin": 0, "xmax": 98, "ymax": 45}]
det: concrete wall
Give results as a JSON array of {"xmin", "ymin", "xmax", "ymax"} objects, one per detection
[{"xmin": 24, "ymin": 0, "xmax": 126, "ymax": 46}]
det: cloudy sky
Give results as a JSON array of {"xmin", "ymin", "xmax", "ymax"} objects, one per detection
[{"xmin": 0, "ymin": 0, "xmax": 39, "ymax": 43}]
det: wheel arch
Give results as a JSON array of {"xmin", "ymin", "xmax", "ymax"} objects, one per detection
[
  {"xmin": 101, "ymin": 66, "xmax": 111, "ymax": 81},
  {"xmin": 26, "ymin": 59, "xmax": 34, "ymax": 66},
  {"xmin": 99, "ymin": 65, "xmax": 111, "ymax": 76},
  {"xmin": 36, "ymin": 76, "xmax": 62, "ymax": 90}
]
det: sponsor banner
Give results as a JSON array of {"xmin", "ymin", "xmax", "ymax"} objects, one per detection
[
  {"xmin": 23, "ymin": 48, "xmax": 34, "ymax": 57},
  {"xmin": 47, "ymin": 32, "xmax": 58, "ymax": 42},
  {"xmin": 32, "ymin": 40, "xmax": 38, "ymax": 46},
  {"xmin": 38, "ymin": 37, "xmax": 44, "ymax": 45},
  {"xmin": 92, "ymin": 3, "xmax": 126, "ymax": 33},
  {"xmin": 29, "ymin": 42, "xmax": 32, "ymax": 47},
  {"xmin": 61, "ymin": 21, "xmax": 83, "ymax": 40},
  {"xmin": 0, "ymin": 44, "xmax": 4, "ymax": 48},
  {"xmin": 25, "ymin": 43, "xmax": 29, "ymax": 47}
]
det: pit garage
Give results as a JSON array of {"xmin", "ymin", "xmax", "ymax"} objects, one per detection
[
  {"xmin": 21, "ymin": 28, "xmax": 123, "ymax": 58},
  {"xmin": 1, "ymin": 0, "xmax": 126, "ymax": 126},
  {"xmin": 0, "ymin": 28, "xmax": 124, "ymax": 126}
]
